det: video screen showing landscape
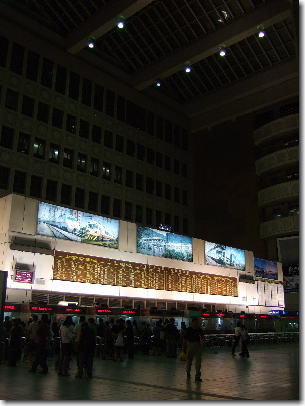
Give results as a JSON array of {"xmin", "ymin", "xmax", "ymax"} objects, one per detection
[
  {"xmin": 254, "ymin": 257, "xmax": 278, "ymax": 280},
  {"xmin": 205, "ymin": 241, "xmax": 246, "ymax": 271},
  {"xmin": 37, "ymin": 202, "xmax": 119, "ymax": 248},
  {"xmin": 137, "ymin": 226, "xmax": 193, "ymax": 262}
]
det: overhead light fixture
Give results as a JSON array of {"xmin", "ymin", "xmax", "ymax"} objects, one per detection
[
  {"xmin": 219, "ymin": 49, "xmax": 226, "ymax": 57},
  {"xmin": 258, "ymin": 30, "xmax": 265, "ymax": 38},
  {"xmin": 185, "ymin": 66, "xmax": 192, "ymax": 73},
  {"xmin": 117, "ymin": 21, "xmax": 124, "ymax": 29},
  {"xmin": 117, "ymin": 16, "xmax": 125, "ymax": 29},
  {"xmin": 87, "ymin": 36, "xmax": 96, "ymax": 49},
  {"xmin": 156, "ymin": 81, "xmax": 161, "ymax": 87}
]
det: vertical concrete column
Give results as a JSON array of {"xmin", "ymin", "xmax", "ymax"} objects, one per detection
[{"xmin": 192, "ymin": 238, "xmax": 203, "ymax": 264}]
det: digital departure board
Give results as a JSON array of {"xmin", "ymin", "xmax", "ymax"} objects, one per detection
[{"xmin": 54, "ymin": 251, "xmax": 238, "ymax": 297}]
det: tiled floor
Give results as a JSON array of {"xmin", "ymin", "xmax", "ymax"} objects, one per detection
[{"xmin": 0, "ymin": 343, "xmax": 299, "ymax": 401}]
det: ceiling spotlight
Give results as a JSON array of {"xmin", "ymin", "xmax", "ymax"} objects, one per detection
[
  {"xmin": 156, "ymin": 81, "xmax": 161, "ymax": 87},
  {"xmin": 117, "ymin": 21, "xmax": 124, "ymax": 29},
  {"xmin": 219, "ymin": 49, "xmax": 226, "ymax": 57},
  {"xmin": 88, "ymin": 41, "xmax": 95, "ymax": 48},
  {"xmin": 258, "ymin": 30, "xmax": 265, "ymax": 38},
  {"xmin": 185, "ymin": 66, "xmax": 192, "ymax": 73}
]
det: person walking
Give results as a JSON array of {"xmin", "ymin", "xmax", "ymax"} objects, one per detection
[
  {"xmin": 58, "ymin": 316, "xmax": 74, "ymax": 376},
  {"xmin": 29, "ymin": 314, "xmax": 50, "ymax": 374},
  {"xmin": 76, "ymin": 322, "xmax": 96, "ymax": 378},
  {"xmin": 184, "ymin": 318, "xmax": 204, "ymax": 382},
  {"xmin": 239, "ymin": 325, "xmax": 250, "ymax": 358},
  {"xmin": 231, "ymin": 321, "xmax": 242, "ymax": 356},
  {"xmin": 7, "ymin": 319, "xmax": 23, "ymax": 367}
]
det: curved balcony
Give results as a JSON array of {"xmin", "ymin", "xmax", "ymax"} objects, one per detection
[
  {"xmin": 258, "ymin": 180, "xmax": 299, "ymax": 207},
  {"xmin": 254, "ymin": 114, "xmax": 299, "ymax": 146},
  {"xmin": 260, "ymin": 214, "xmax": 299, "ymax": 239},
  {"xmin": 255, "ymin": 146, "xmax": 298, "ymax": 176}
]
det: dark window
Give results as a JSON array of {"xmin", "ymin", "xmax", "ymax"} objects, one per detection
[
  {"xmin": 114, "ymin": 166, "xmax": 123, "ymax": 184},
  {"xmin": 105, "ymin": 89, "xmax": 115, "ymax": 116},
  {"xmin": 146, "ymin": 177, "xmax": 154, "ymax": 194},
  {"xmin": 5, "ymin": 89, "xmax": 19, "ymax": 111},
  {"xmin": 174, "ymin": 187, "xmax": 180, "ymax": 203},
  {"xmin": 146, "ymin": 208, "xmax": 153, "ymax": 226},
  {"xmin": 183, "ymin": 218, "xmax": 188, "ymax": 234},
  {"xmin": 181, "ymin": 163, "xmax": 187, "ymax": 177},
  {"xmin": 174, "ymin": 126, "xmax": 181, "ymax": 147},
  {"xmin": 102, "ymin": 162, "xmax": 111, "ymax": 180},
  {"xmin": 41, "ymin": 58, "xmax": 54, "ymax": 88},
  {"xmin": 101, "ymin": 195, "xmax": 110, "ymax": 215},
  {"xmin": 17, "ymin": 132, "xmax": 30, "ymax": 154},
  {"xmin": 33, "ymin": 138, "xmax": 45, "ymax": 159},
  {"xmin": 30, "ymin": 175, "xmax": 43, "ymax": 198},
  {"xmin": 113, "ymin": 199, "xmax": 121, "ymax": 218},
  {"xmin": 182, "ymin": 129, "xmax": 188, "ymax": 150},
  {"xmin": 88, "ymin": 191, "xmax": 98, "ymax": 212},
  {"xmin": 147, "ymin": 148, "xmax": 154, "ymax": 164},
  {"xmin": 68, "ymin": 72, "xmax": 80, "ymax": 100},
  {"xmin": 174, "ymin": 216, "xmax": 179, "ymax": 232},
  {"xmin": 26, "ymin": 51, "xmax": 39, "ymax": 81},
  {"xmin": 174, "ymin": 160, "xmax": 180, "ymax": 175},
  {"xmin": 22, "ymin": 95, "xmax": 35, "ymax": 117},
  {"xmin": 10, "ymin": 43, "xmax": 24, "ymax": 75},
  {"xmin": 156, "ymin": 116, "xmax": 163, "ymax": 139},
  {"xmin": 115, "ymin": 134, "xmax": 124, "ymax": 152},
  {"xmin": 93, "ymin": 85, "xmax": 104, "ymax": 111},
  {"xmin": 13, "ymin": 170, "xmax": 26, "ymax": 194},
  {"xmin": 63, "ymin": 148, "xmax": 73, "ymax": 168},
  {"xmin": 0, "ymin": 166, "xmax": 10, "ymax": 189},
  {"xmin": 156, "ymin": 181, "xmax": 162, "ymax": 197},
  {"xmin": 61, "ymin": 184, "xmax": 71, "ymax": 205},
  {"xmin": 165, "ymin": 156, "xmax": 171, "ymax": 171},
  {"xmin": 55, "ymin": 65, "xmax": 67, "ymax": 94},
  {"xmin": 146, "ymin": 111, "xmax": 154, "ymax": 136},
  {"xmin": 0, "ymin": 36, "xmax": 9, "ymax": 67},
  {"xmin": 135, "ymin": 205, "xmax": 143, "ymax": 223},
  {"xmin": 0, "ymin": 126, "xmax": 14, "ymax": 149},
  {"xmin": 79, "ymin": 119, "xmax": 89, "ymax": 139},
  {"xmin": 75, "ymin": 187, "xmax": 85, "ymax": 209},
  {"xmin": 81, "ymin": 78, "xmax": 92, "ymax": 106},
  {"xmin": 280, "ymin": 102, "xmax": 299, "ymax": 117},
  {"xmin": 66, "ymin": 114, "xmax": 77, "ymax": 133},
  {"xmin": 52, "ymin": 108, "xmax": 64, "ymax": 128},
  {"xmin": 136, "ymin": 173, "xmax": 143, "ymax": 190},
  {"xmin": 126, "ymin": 170, "xmax": 133, "ymax": 187},
  {"xmin": 137, "ymin": 144, "xmax": 145, "ymax": 160},
  {"xmin": 164, "ymin": 213, "xmax": 171, "ymax": 227},
  {"xmin": 156, "ymin": 152, "xmax": 163, "ymax": 168},
  {"xmin": 182, "ymin": 190, "xmax": 188, "ymax": 206},
  {"xmin": 156, "ymin": 210, "xmax": 162, "ymax": 227},
  {"xmin": 125, "ymin": 201, "xmax": 133, "ymax": 221},
  {"xmin": 104, "ymin": 130, "xmax": 113, "ymax": 148},
  {"xmin": 90, "ymin": 158, "xmax": 99, "ymax": 176},
  {"xmin": 126, "ymin": 140, "xmax": 135, "ymax": 156},
  {"xmin": 37, "ymin": 102, "xmax": 49, "ymax": 123},
  {"xmin": 126, "ymin": 100, "xmax": 145, "ymax": 130},
  {"xmin": 39, "ymin": 181, "xmax": 55, "ymax": 206},
  {"xmin": 77, "ymin": 153, "xmax": 87, "ymax": 172},
  {"xmin": 49, "ymin": 144, "xmax": 60, "ymax": 163},
  {"xmin": 165, "ymin": 184, "xmax": 171, "ymax": 200},
  {"xmin": 92, "ymin": 125, "xmax": 102, "ymax": 143},
  {"xmin": 164, "ymin": 121, "xmax": 172, "ymax": 143},
  {"xmin": 117, "ymin": 96, "xmax": 126, "ymax": 121}
]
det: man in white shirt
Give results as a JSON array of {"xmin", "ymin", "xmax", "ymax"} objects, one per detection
[{"xmin": 58, "ymin": 316, "xmax": 75, "ymax": 376}]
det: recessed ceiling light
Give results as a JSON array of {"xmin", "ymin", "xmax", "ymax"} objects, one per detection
[
  {"xmin": 185, "ymin": 66, "xmax": 192, "ymax": 73},
  {"xmin": 219, "ymin": 49, "xmax": 226, "ymax": 56},
  {"xmin": 156, "ymin": 81, "xmax": 161, "ymax": 87},
  {"xmin": 258, "ymin": 30, "xmax": 265, "ymax": 38},
  {"xmin": 117, "ymin": 21, "xmax": 124, "ymax": 29},
  {"xmin": 88, "ymin": 41, "xmax": 95, "ymax": 48}
]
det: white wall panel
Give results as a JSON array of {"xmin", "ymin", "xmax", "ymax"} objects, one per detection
[
  {"xmin": 192, "ymin": 238, "xmax": 203, "ymax": 264},
  {"xmin": 9, "ymin": 195, "xmax": 25, "ymax": 233},
  {"xmin": 127, "ymin": 222, "xmax": 136, "ymax": 253},
  {"xmin": 245, "ymin": 250, "xmax": 254, "ymax": 275},
  {"xmin": 22, "ymin": 197, "xmax": 38, "ymax": 235}
]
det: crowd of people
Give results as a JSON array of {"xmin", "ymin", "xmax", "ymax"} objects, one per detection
[{"xmin": 0, "ymin": 315, "xmax": 250, "ymax": 382}]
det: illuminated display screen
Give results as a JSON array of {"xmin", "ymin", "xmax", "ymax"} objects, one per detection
[
  {"xmin": 254, "ymin": 257, "xmax": 278, "ymax": 280},
  {"xmin": 4, "ymin": 305, "xmax": 15, "ymax": 310},
  {"xmin": 205, "ymin": 241, "xmax": 245, "ymax": 271},
  {"xmin": 37, "ymin": 202, "xmax": 119, "ymax": 249},
  {"xmin": 136, "ymin": 226, "xmax": 192, "ymax": 262},
  {"xmin": 31, "ymin": 306, "xmax": 54, "ymax": 312},
  {"xmin": 97, "ymin": 309, "xmax": 112, "ymax": 314},
  {"xmin": 15, "ymin": 270, "xmax": 34, "ymax": 283}
]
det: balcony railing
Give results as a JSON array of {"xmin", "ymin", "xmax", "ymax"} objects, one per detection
[
  {"xmin": 255, "ymin": 146, "xmax": 299, "ymax": 176},
  {"xmin": 254, "ymin": 114, "xmax": 299, "ymax": 146},
  {"xmin": 260, "ymin": 215, "xmax": 299, "ymax": 239},
  {"xmin": 258, "ymin": 180, "xmax": 299, "ymax": 207}
]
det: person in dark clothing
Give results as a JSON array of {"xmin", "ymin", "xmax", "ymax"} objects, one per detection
[
  {"xmin": 103, "ymin": 321, "xmax": 114, "ymax": 360},
  {"xmin": 239, "ymin": 325, "xmax": 250, "ymax": 358},
  {"xmin": 76, "ymin": 322, "xmax": 96, "ymax": 378},
  {"xmin": 140, "ymin": 323, "xmax": 152, "ymax": 355},
  {"xmin": 164, "ymin": 318, "xmax": 179, "ymax": 358},
  {"xmin": 8, "ymin": 319, "xmax": 23, "ymax": 366},
  {"xmin": 232, "ymin": 321, "xmax": 242, "ymax": 356},
  {"xmin": 184, "ymin": 318, "xmax": 204, "ymax": 382},
  {"xmin": 29, "ymin": 314, "xmax": 50, "ymax": 374},
  {"xmin": 125, "ymin": 320, "xmax": 134, "ymax": 359}
]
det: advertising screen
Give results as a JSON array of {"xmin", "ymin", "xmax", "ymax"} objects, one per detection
[
  {"xmin": 205, "ymin": 241, "xmax": 245, "ymax": 271},
  {"xmin": 277, "ymin": 236, "xmax": 299, "ymax": 292},
  {"xmin": 136, "ymin": 226, "xmax": 192, "ymax": 262},
  {"xmin": 254, "ymin": 257, "xmax": 278, "ymax": 280},
  {"xmin": 37, "ymin": 202, "xmax": 119, "ymax": 248},
  {"xmin": 15, "ymin": 270, "xmax": 34, "ymax": 283}
]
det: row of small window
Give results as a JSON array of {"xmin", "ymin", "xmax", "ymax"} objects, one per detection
[
  {"xmin": 0, "ymin": 37, "xmax": 189, "ymax": 148},
  {"xmin": 254, "ymin": 102, "xmax": 299, "ymax": 129},
  {"xmin": 1, "ymin": 91, "xmax": 188, "ymax": 176},
  {"xmin": 0, "ymin": 166, "xmax": 188, "ymax": 234},
  {"xmin": 258, "ymin": 165, "xmax": 299, "ymax": 189},
  {"xmin": 0, "ymin": 129, "xmax": 188, "ymax": 205},
  {"xmin": 261, "ymin": 202, "xmax": 299, "ymax": 222},
  {"xmin": 255, "ymin": 134, "xmax": 299, "ymax": 159}
]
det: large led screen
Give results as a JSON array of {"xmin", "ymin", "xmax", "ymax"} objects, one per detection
[
  {"xmin": 136, "ymin": 226, "xmax": 192, "ymax": 262},
  {"xmin": 254, "ymin": 257, "xmax": 278, "ymax": 280},
  {"xmin": 205, "ymin": 241, "xmax": 245, "ymax": 271},
  {"xmin": 37, "ymin": 202, "xmax": 119, "ymax": 248}
]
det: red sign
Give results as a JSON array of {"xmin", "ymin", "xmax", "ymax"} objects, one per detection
[
  {"xmin": 122, "ymin": 310, "xmax": 136, "ymax": 314},
  {"xmin": 15, "ymin": 270, "xmax": 33, "ymax": 283},
  {"xmin": 65, "ymin": 308, "xmax": 80, "ymax": 312},
  {"xmin": 30, "ymin": 306, "xmax": 54, "ymax": 312},
  {"xmin": 260, "ymin": 315, "xmax": 268, "ymax": 318},
  {"xmin": 240, "ymin": 315, "xmax": 245, "ymax": 318},
  {"xmin": 4, "ymin": 305, "xmax": 15, "ymax": 310},
  {"xmin": 201, "ymin": 313, "xmax": 210, "ymax": 317},
  {"xmin": 215, "ymin": 313, "xmax": 225, "ymax": 317},
  {"xmin": 97, "ymin": 309, "xmax": 112, "ymax": 314}
]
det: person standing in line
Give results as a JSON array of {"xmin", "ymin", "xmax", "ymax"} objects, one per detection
[
  {"xmin": 184, "ymin": 318, "xmax": 204, "ymax": 382},
  {"xmin": 76, "ymin": 322, "xmax": 96, "ymax": 378},
  {"xmin": 113, "ymin": 319, "xmax": 125, "ymax": 361},
  {"xmin": 239, "ymin": 325, "xmax": 250, "ymax": 358},
  {"xmin": 103, "ymin": 321, "xmax": 114, "ymax": 360},
  {"xmin": 125, "ymin": 320, "xmax": 134, "ymax": 359},
  {"xmin": 7, "ymin": 319, "xmax": 24, "ymax": 367},
  {"xmin": 29, "ymin": 314, "xmax": 50, "ymax": 374},
  {"xmin": 24, "ymin": 315, "xmax": 39, "ymax": 362},
  {"xmin": 231, "ymin": 321, "xmax": 242, "ymax": 356},
  {"xmin": 58, "ymin": 316, "xmax": 74, "ymax": 376},
  {"xmin": 74, "ymin": 316, "xmax": 86, "ymax": 367}
]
